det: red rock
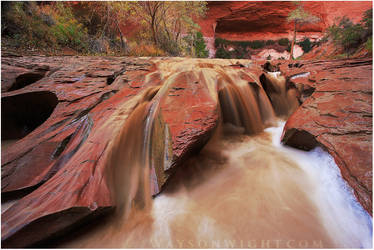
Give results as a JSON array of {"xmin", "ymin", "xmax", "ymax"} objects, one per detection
[
  {"xmin": 160, "ymin": 71, "xmax": 219, "ymax": 167},
  {"xmin": 197, "ymin": 1, "xmax": 371, "ymax": 57},
  {"xmin": 281, "ymin": 58, "xmax": 372, "ymax": 215},
  {"xmin": 2, "ymin": 56, "xmax": 371, "ymax": 248},
  {"xmin": 1, "ymin": 64, "xmax": 47, "ymax": 92},
  {"xmin": 1, "ymin": 57, "xmax": 152, "ymax": 247},
  {"xmin": 1, "ymin": 57, "xmax": 219, "ymax": 247},
  {"xmin": 199, "ymin": 1, "xmax": 371, "ymax": 40}
]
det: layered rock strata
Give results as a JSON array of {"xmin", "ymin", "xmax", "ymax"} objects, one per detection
[{"xmin": 280, "ymin": 58, "xmax": 372, "ymax": 215}]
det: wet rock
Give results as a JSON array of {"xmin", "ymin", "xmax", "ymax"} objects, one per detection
[
  {"xmin": 0, "ymin": 57, "xmax": 218, "ymax": 247},
  {"xmin": 160, "ymin": 71, "xmax": 219, "ymax": 170},
  {"xmin": 281, "ymin": 58, "xmax": 372, "ymax": 215},
  {"xmin": 2, "ymin": 56, "xmax": 371, "ymax": 247},
  {"xmin": 1, "ymin": 56, "xmax": 157, "ymax": 247},
  {"xmin": 263, "ymin": 61, "xmax": 280, "ymax": 72}
]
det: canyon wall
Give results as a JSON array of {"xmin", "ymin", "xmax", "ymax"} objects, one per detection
[{"xmin": 198, "ymin": 1, "xmax": 372, "ymax": 57}]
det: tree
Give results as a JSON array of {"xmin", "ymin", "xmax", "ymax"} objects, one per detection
[
  {"xmin": 287, "ymin": 3, "xmax": 319, "ymax": 60},
  {"xmin": 361, "ymin": 8, "xmax": 372, "ymax": 37},
  {"xmin": 73, "ymin": 2, "xmax": 133, "ymax": 51},
  {"xmin": 194, "ymin": 32, "xmax": 209, "ymax": 58},
  {"xmin": 134, "ymin": 1, "xmax": 207, "ymax": 55},
  {"xmin": 184, "ymin": 31, "xmax": 209, "ymax": 57},
  {"xmin": 327, "ymin": 13, "xmax": 371, "ymax": 56}
]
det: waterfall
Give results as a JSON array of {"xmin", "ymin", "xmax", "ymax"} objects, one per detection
[
  {"xmin": 260, "ymin": 71, "xmax": 299, "ymax": 118},
  {"xmin": 62, "ymin": 59, "xmax": 371, "ymax": 248},
  {"xmin": 108, "ymin": 101, "xmax": 152, "ymax": 218}
]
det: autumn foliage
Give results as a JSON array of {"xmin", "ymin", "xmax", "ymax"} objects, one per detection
[{"xmin": 1, "ymin": 1, "xmax": 208, "ymax": 57}]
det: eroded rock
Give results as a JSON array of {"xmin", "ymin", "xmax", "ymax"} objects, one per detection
[
  {"xmin": 1, "ymin": 56, "xmax": 371, "ymax": 248},
  {"xmin": 281, "ymin": 58, "xmax": 372, "ymax": 215},
  {"xmin": 1, "ymin": 57, "xmax": 219, "ymax": 247},
  {"xmin": 1, "ymin": 56, "xmax": 159, "ymax": 247}
]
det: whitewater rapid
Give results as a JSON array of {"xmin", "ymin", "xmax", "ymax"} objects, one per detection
[
  {"xmin": 266, "ymin": 121, "xmax": 372, "ymax": 248},
  {"xmin": 63, "ymin": 121, "xmax": 372, "ymax": 248},
  {"xmin": 147, "ymin": 121, "xmax": 372, "ymax": 248}
]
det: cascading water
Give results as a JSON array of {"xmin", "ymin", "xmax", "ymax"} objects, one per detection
[
  {"xmin": 62, "ymin": 59, "xmax": 372, "ymax": 248},
  {"xmin": 260, "ymin": 71, "xmax": 299, "ymax": 118},
  {"xmin": 108, "ymin": 101, "xmax": 152, "ymax": 218}
]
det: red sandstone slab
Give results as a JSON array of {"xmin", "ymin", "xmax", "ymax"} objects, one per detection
[{"xmin": 281, "ymin": 58, "xmax": 372, "ymax": 215}]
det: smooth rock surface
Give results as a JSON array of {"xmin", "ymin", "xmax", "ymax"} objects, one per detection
[
  {"xmin": 280, "ymin": 58, "xmax": 372, "ymax": 215},
  {"xmin": 1, "ymin": 56, "xmax": 219, "ymax": 247}
]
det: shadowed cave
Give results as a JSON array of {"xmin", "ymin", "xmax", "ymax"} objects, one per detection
[
  {"xmin": 8, "ymin": 72, "xmax": 46, "ymax": 91},
  {"xmin": 1, "ymin": 91, "xmax": 58, "ymax": 140}
]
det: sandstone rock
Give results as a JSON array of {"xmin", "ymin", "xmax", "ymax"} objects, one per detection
[
  {"xmin": 160, "ymin": 71, "xmax": 219, "ymax": 170},
  {"xmin": 197, "ymin": 1, "xmax": 371, "ymax": 58},
  {"xmin": 2, "ymin": 56, "xmax": 372, "ymax": 248},
  {"xmin": 199, "ymin": 1, "xmax": 371, "ymax": 41},
  {"xmin": 1, "ymin": 57, "xmax": 220, "ymax": 247},
  {"xmin": 1, "ymin": 56, "xmax": 153, "ymax": 247},
  {"xmin": 281, "ymin": 58, "xmax": 372, "ymax": 215},
  {"xmin": 1, "ymin": 64, "xmax": 47, "ymax": 92}
]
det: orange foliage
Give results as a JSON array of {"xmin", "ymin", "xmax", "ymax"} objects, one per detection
[{"xmin": 129, "ymin": 43, "xmax": 166, "ymax": 57}]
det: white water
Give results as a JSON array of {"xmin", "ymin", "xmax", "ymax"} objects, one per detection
[
  {"xmin": 65, "ymin": 121, "xmax": 372, "ymax": 248},
  {"xmin": 265, "ymin": 122, "xmax": 372, "ymax": 248},
  {"xmin": 60, "ymin": 58, "xmax": 372, "ymax": 248},
  {"xmin": 267, "ymin": 71, "xmax": 281, "ymax": 78},
  {"xmin": 290, "ymin": 72, "xmax": 311, "ymax": 80},
  {"xmin": 266, "ymin": 122, "xmax": 373, "ymax": 248},
  {"xmin": 148, "ymin": 122, "xmax": 373, "ymax": 248}
]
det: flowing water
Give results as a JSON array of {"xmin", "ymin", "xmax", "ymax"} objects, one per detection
[{"xmin": 61, "ymin": 59, "xmax": 372, "ymax": 248}]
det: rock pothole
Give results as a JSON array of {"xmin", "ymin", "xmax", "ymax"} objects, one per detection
[
  {"xmin": 1, "ymin": 91, "xmax": 58, "ymax": 140},
  {"xmin": 8, "ymin": 71, "xmax": 46, "ymax": 91}
]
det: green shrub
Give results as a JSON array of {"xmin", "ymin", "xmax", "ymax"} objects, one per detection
[
  {"xmin": 233, "ymin": 40, "xmax": 266, "ymax": 49},
  {"xmin": 235, "ymin": 41, "xmax": 248, "ymax": 49},
  {"xmin": 215, "ymin": 47, "xmax": 231, "ymax": 59},
  {"xmin": 278, "ymin": 38, "xmax": 290, "ymax": 46},
  {"xmin": 158, "ymin": 32, "xmax": 181, "ymax": 56},
  {"xmin": 341, "ymin": 24, "xmax": 365, "ymax": 51},
  {"xmin": 328, "ymin": 15, "xmax": 367, "ymax": 55},
  {"xmin": 194, "ymin": 32, "xmax": 209, "ymax": 58},
  {"xmin": 266, "ymin": 39, "xmax": 276, "ymax": 46},
  {"xmin": 366, "ymin": 37, "xmax": 372, "ymax": 54},
  {"xmin": 50, "ymin": 2, "xmax": 88, "ymax": 50},
  {"xmin": 248, "ymin": 40, "xmax": 265, "ymax": 49},
  {"xmin": 215, "ymin": 38, "xmax": 266, "ymax": 51},
  {"xmin": 361, "ymin": 9, "xmax": 372, "ymax": 40},
  {"xmin": 215, "ymin": 37, "xmax": 228, "ymax": 48},
  {"xmin": 214, "ymin": 38, "xmax": 266, "ymax": 58},
  {"xmin": 297, "ymin": 38, "xmax": 312, "ymax": 53},
  {"xmin": 2, "ymin": 2, "xmax": 89, "ymax": 52}
]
